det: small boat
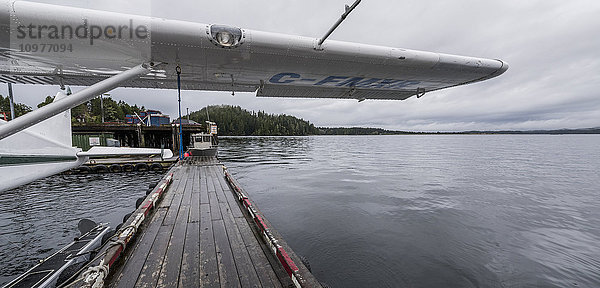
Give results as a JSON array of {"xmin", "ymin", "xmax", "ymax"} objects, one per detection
[
  {"xmin": 187, "ymin": 121, "xmax": 218, "ymax": 157},
  {"xmin": 5, "ymin": 219, "xmax": 111, "ymax": 288},
  {"xmin": 187, "ymin": 132, "xmax": 218, "ymax": 157}
]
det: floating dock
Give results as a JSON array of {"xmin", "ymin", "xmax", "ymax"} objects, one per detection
[
  {"xmin": 79, "ymin": 156, "xmax": 321, "ymax": 287},
  {"xmin": 69, "ymin": 157, "xmax": 178, "ymax": 174}
]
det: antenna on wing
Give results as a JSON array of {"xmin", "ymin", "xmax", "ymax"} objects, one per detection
[{"xmin": 315, "ymin": 0, "xmax": 362, "ymax": 50}]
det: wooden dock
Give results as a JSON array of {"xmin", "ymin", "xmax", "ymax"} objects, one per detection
[
  {"xmin": 82, "ymin": 156, "xmax": 321, "ymax": 288},
  {"xmin": 71, "ymin": 156, "xmax": 178, "ymax": 174}
]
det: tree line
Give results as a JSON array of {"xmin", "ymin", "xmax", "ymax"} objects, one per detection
[
  {"xmin": 32, "ymin": 95, "xmax": 145, "ymax": 124},
  {"xmin": 5, "ymin": 95, "xmax": 598, "ymax": 135},
  {"xmin": 0, "ymin": 95, "xmax": 32, "ymax": 118},
  {"xmin": 189, "ymin": 105, "xmax": 320, "ymax": 136},
  {"xmin": 318, "ymin": 127, "xmax": 421, "ymax": 135},
  {"xmin": 3, "ymin": 95, "xmax": 410, "ymax": 135}
]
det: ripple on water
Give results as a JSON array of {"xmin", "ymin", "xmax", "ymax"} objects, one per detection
[
  {"xmin": 0, "ymin": 171, "xmax": 165, "ymax": 285},
  {"xmin": 218, "ymin": 135, "xmax": 600, "ymax": 287},
  {"xmin": 519, "ymin": 228, "xmax": 600, "ymax": 287}
]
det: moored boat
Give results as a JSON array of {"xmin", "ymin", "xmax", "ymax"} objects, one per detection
[
  {"xmin": 187, "ymin": 132, "xmax": 218, "ymax": 157},
  {"xmin": 187, "ymin": 121, "xmax": 218, "ymax": 157}
]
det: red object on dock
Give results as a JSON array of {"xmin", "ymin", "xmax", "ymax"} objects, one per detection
[{"xmin": 277, "ymin": 247, "xmax": 300, "ymax": 277}]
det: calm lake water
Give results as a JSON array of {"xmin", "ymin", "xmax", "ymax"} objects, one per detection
[
  {"xmin": 0, "ymin": 171, "xmax": 164, "ymax": 286},
  {"xmin": 1, "ymin": 135, "xmax": 599, "ymax": 287}
]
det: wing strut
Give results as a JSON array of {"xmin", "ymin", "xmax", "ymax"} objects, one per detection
[
  {"xmin": 7, "ymin": 83, "xmax": 15, "ymax": 120},
  {"xmin": 316, "ymin": 0, "xmax": 362, "ymax": 49},
  {"xmin": 0, "ymin": 63, "xmax": 152, "ymax": 140}
]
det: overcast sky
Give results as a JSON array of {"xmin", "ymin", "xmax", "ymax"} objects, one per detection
[{"xmin": 2, "ymin": 0, "xmax": 599, "ymax": 131}]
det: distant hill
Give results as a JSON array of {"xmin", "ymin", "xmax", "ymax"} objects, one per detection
[
  {"xmin": 5, "ymin": 95, "xmax": 598, "ymax": 135},
  {"xmin": 318, "ymin": 127, "xmax": 423, "ymax": 135},
  {"xmin": 189, "ymin": 105, "xmax": 600, "ymax": 136},
  {"xmin": 320, "ymin": 127, "xmax": 600, "ymax": 135},
  {"xmin": 463, "ymin": 128, "xmax": 600, "ymax": 134},
  {"xmin": 189, "ymin": 105, "xmax": 319, "ymax": 136}
]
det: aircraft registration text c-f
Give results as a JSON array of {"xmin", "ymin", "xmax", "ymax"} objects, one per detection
[{"xmin": 269, "ymin": 73, "xmax": 421, "ymax": 90}]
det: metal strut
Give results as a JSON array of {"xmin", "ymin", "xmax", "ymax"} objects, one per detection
[
  {"xmin": 176, "ymin": 65, "xmax": 184, "ymax": 160},
  {"xmin": 0, "ymin": 64, "xmax": 151, "ymax": 140},
  {"xmin": 7, "ymin": 83, "xmax": 15, "ymax": 120},
  {"xmin": 316, "ymin": 0, "xmax": 362, "ymax": 49}
]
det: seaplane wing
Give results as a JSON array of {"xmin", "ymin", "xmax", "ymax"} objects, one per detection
[
  {"xmin": 0, "ymin": 1, "xmax": 507, "ymax": 192},
  {"xmin": 0, "ymin": 1, "xmax": 507, "ymax": 101}
]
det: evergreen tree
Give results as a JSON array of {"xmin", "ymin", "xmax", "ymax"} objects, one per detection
[
  {"xmin": 0, "ymin": 95, "xmax": 32, "ymax": 118},
  {"xmin": 188, "ymin": 105, "xmax": 320, "ymax": 136},
  {"xmin": 37, "ymin": 96, "xmax": 55, "ymax": 108}
]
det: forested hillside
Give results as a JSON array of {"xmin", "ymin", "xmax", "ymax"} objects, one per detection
[
  {"xmin": 37, "ymin": 95, "xmax": 145, "ymax": 124},
  {"xmin": 318, "ymin": 127, "xmax": 419, "ymax": 135},
  {"xmin": 4, "ymin": 95, "xmax": 597, "ymax": 135},
  {"xmin": 189, "ymin": 105, "xmax": 319, "ymax": 136}
]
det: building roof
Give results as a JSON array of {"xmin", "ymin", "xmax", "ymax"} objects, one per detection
[{"xmin": 173, "ymin": 119, "xmax": 200, "ymax": 125}]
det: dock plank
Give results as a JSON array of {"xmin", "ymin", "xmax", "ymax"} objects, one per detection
[
  {"xmin": 179, "ymin": 221, "xmax": 200, "ymax": 287},
  {"xmin": 209, "ymin": 166, "xmax": 263, "ymax": 288},
  {"xmin": 190, "ymin": 166, "xmax": 201, "ymax": 221},
  {"xmin": 106, "ymin": 157, "xmax": 320, "ymax": 288},
  {"xmin": 212, "ymin": 166, "xmax": 286, "ymax": 287},
  {"xmin": 199, "ymin": 165, "xmax": 210, "ymax": 204},
  {"xmin": 157, "ymin": 205, "xmax": 189, "ymax": 287},
  {"xmin": 162, "ymin": 169, "xmax": 187, "ymax": 226},
  {"xmin": 179, "ymin": 167, "xmax": 201, "ymax": 288},
  {"xmin": 158, "ymin": 166, "xmax": 185, "ymax": 209},
  {"xmin": 207, "ymin": 169, "xmax": 223, "ymax": 222},
  {"xmin": 134, "ymin": 167, "xmax": 188, "ymax": 288},
  {"xmin": 235, "ymin": 217, "xmax": 284, "ymax": 288},
  {"xmin": 200, "ymin": 202, "xmax": 219, "ymax": 288},
  {"xmin": 212, "ymin": 166, "xmax": 244, "ymax": 219},
  {"xmin": 134, "ymin": 223, "xmax": 174, "ymax": 288},
  {"xmin": 213, "ymin": 219, "xmax": 241, "ymax": 288},
  {"xmin": 111, "ymin": 207, "xmax": 168, "ymax": 288}
]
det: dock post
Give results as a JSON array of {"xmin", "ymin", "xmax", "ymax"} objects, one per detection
[
  {"xmin": 136, "ymin": 123, "xmax": 142, "ymax": 147},
  {"xmin": 171, "ymin": 124, "xmax": 177, "ymax": 156}
]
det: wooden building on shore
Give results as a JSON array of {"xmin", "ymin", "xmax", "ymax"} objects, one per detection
[{"xmin": 72, "ymin": 123, "xmax": 205, "ymax": 156}]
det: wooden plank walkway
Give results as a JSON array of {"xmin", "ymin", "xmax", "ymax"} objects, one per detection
[{"xmin": 104, "ymin": 156, "xmax": 318, "ymax": 288}]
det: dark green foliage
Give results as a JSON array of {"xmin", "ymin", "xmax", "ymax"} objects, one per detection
[
  {"xmin": 320, "ymin": 127, "xmax": 600, "ymax": 135},
  {"xmin": 188, "ymin": 105, "xmax": 320, "ymax": 136},
  {"xmin": 0, "ymin": 95, "xmax": 32, "ymax": 118},
  {"xmin": 13, "ymin": 95, "xmax": 600, "ymax": 135},
  {"xmin": 37, "ymin": 96, "xmax": 55, "ymax": 108},
  {"xmin": 318, "ymin": 127, "xmax": 419, "ymax": 135},
  {"xmin": 35, "ymin": 94, "xmax": 145, "ymax": 124},
  {"xmin": 63, "ymin": 97, "xmax": 145, "ymax": 124}
]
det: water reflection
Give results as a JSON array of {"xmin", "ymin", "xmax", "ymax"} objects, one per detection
[
  {"xmin": 0, "ymin": 171, "xmax": 164, "ymax": 285},
  {"xmin": 2, "ymin": 135, "xmax": 599, "ymax": 287},
  {"xmin": 222, "ymin": 136, "xmax": 314, "ymax": 166},
  {"xmin": 219, "ymin": 135, "xmax": 600, "ymax": 288}
]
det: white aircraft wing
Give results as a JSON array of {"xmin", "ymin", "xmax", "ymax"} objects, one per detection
[{"xmin": 0, "ymin": 1, "xmax": 507, "ymax": 100}]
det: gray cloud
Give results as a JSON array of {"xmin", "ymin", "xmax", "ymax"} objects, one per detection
[{"xmin": 2, "ymin": 0, "xmax": 599, "ymax": 131}]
